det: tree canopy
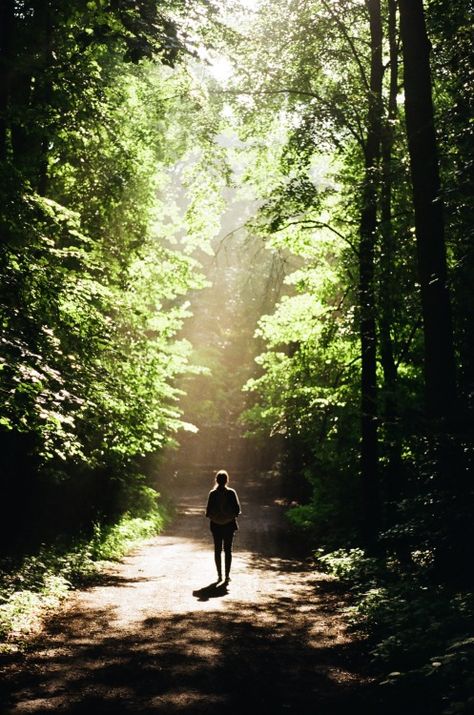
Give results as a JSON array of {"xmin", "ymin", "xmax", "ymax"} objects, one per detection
[{"xmin": 0, "ymin": 1, "xmax": 473, "ymax": 707}]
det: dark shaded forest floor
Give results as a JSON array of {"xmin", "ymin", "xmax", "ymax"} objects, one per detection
[{"xmin": 0, "ymin": 471, "xmax": 383, "ymax": 714}]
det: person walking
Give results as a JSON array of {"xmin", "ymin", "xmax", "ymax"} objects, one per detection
[{"xmin": 206, "ymin": 470, "xmax": 241, "ymax": 584}]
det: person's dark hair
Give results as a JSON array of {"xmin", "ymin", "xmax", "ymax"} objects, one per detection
[{"xmin": 215, "ymin": 469, "xmax": 229, "ymax": 486}]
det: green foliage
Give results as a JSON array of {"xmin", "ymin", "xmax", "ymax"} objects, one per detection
[
  {"xmin": 0, "ymin": 0, "xmax": 228, "ymax": 548},
  {"xmin": 0, "ymin": 3, "xmax": 473, "ymax": 708},
  {"xmin": 87, "ymin": 508, "xmax": 169, "ymax": 562},
  {"xmin": 0, "ymin": 160, "xmax": 200, "ymax": 469},
  {"xmin": 316, "ymin": 547, "xmax": 381, "ymax": 585},
  {"xmin": 222, "ymin": 0, "xmax": 470, "ymax": 556},
  {"xmin": 318, "ymin": 546, "xmax": 474, "ymax": 713},
  {"xmin": 211, "ymin": 5, "xmax": 474, "ymax": 705},
  {"xmin": 0, "ymin": 497, "xmax": 170, "ymax": 645},
  {"xmin": 239, "ymin": 151, "xmax": 364, "ymax": 537}
]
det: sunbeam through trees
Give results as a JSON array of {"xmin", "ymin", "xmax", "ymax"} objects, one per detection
[{"xmin": 0, "ymin": 1, "xmax": 473, "ymax": 713}]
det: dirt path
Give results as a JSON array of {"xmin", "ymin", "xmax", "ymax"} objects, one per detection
[{"xmin": 0, "ymin": 471, "xmax": 377, "ymax": 714}]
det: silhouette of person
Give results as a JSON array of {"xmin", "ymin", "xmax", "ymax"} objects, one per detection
[{"xmin": 206, "ymin": 469, "xmax": 241, "ymax": 584}]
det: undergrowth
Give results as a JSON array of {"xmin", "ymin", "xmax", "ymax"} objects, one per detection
[
  {"xmin": 0, "ymin": 504, "xmax": 170, "ymax": 649},
  {"xmin": 316, "ymin": 548, "xmax": 474, "ymax": 714}
]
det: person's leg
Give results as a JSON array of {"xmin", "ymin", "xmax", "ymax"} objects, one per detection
[
  {"xmin": 223, "ymin": 532, "xmax": 234, "ymax": 582},
  {"xmin": 213, "ymin": 532, "xmax": 223, "ymax": 581}
]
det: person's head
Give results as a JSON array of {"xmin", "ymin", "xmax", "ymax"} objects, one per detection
[{"xmin": 215, "ymin": 469, "xmax": 229, "ymax": 487}]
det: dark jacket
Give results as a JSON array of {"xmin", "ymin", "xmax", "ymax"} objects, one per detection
[{"xmin": 206, "ymin": 486, "xmax": 241, "ymax": 529}]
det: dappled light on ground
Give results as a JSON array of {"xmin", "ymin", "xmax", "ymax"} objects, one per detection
[{"xmin": 0, "ymin": 472, "xmax": 375, "ymax": 714}]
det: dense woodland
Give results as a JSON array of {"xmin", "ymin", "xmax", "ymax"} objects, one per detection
[{"xmin": 0, "ymin": 0, "xmax": 473, "ymax": 711}]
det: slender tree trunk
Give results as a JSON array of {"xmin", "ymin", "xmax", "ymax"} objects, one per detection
[
  {"xmin": 10, "ymin": 0, "xmax": 53, "ymax": 192},
  {"xmin": 0, "ymin": 0, "xmax": 14, "ymax": 160},
  {"xmin": 398, "ymin": 0, "xmax": 457, "ymax": 423},
  {"xmin": 36, "ymin": 0, "xmax": 53, "ymax": 196},
  {"xmin": 359, "ymin": 0, "xmax": 383, "ymax": 546},
  {"xmin": 10, "ymin": 73, "xmax": 34, "ymax": 170},
  {"xmin": 380, "ymin": 0, "xmax": 403, "ymax": 507}
]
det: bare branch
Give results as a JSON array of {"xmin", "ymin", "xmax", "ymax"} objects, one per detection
[{"xmin": 272, "ymin": 218, "xmax": 359, "ymax": 255}]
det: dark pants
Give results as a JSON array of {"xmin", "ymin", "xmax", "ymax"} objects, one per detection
[{"xmin": 210, "ymin": 521, "xmax": 236, "ymax": 579}]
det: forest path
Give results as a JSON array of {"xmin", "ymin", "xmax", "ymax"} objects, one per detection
[{"xmin": 0, "ymin": 471, "xmax": 376, "ymax": 714}]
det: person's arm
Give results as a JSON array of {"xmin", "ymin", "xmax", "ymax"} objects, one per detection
[
  {"xmin": 232, "ymin": 490, "xmax": 241, "ymax": 517},
  {"xmin": 205, "ymin": 491, "xmax": 213, "ymax": 518}
]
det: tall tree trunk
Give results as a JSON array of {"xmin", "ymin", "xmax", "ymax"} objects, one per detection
[
  {"xmin": 399, "ymin": 0, "xmax": 468, "ymax": 585},
  {"xmin": 10, "ymin": 73, "xmax": 34, "ymax": 170},
  {"xmin": 0, "ymin": 0, "xmax": 14, "ymax": 161},
  {"xmin": 10, "ymin": 0, "xmax": 53, "ymax": 192},
  {"xmin": 398, "ymin": 0, "xmax": 457, "ymax": 423},
  {"xmin": 359, "ymin": 0, "xmax": 383, "ymax": 547},
  {"xmin": 380, "ymin": 0, "xmax": 403, "ymax": 508},
  {"xmin": 36, "ymin": 0, "xmax": 53, "ymax": 196}
]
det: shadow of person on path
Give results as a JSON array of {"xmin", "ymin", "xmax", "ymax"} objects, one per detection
[{"xmin": 192, "ymin": 582, "xmax": 229, "ymax": 601}]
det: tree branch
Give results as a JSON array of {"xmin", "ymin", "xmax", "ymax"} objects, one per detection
[
  {"xmin": 273, "ymin": 218, "xmax": 359, "ymax": 255},
  {"xmin": 320, "ymin": 0, "xmax": 370, "ymax": 92},
  {"xmin": 394, "ymin": 317, "xmax": 422, "ymax": 369}
]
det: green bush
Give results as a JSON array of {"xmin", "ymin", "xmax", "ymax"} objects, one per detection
[
  {"xmin": 316, "ymin": 547, "xmax": 382, "ymax": 585},
  {"xmin": 0, "ymin": 502, "xmax": 170, "ymax": 647},
  {"xmin": 316, "ymin": 547, "xmax": 474, "ymax": 714}
]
